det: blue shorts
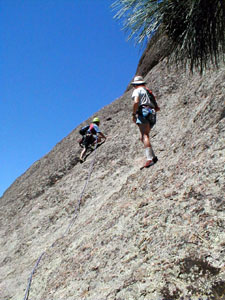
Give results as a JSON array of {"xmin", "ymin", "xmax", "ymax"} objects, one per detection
[{"xmin": 136, "ymin": 107, "xmax": 156, "ymax": 128}]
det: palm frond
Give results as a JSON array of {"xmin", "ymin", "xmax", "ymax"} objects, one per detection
[{"xmin": 112, "ymin": 0, "xmax": 225, "ymax": 73}]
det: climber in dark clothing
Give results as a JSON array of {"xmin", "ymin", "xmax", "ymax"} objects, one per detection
[{"xmin": 79, "ymin": 117, "xmax": 106, "ymax": 162}]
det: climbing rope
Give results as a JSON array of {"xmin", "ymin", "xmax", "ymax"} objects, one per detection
[
  {"xmin": 63, "ymin": 141, "xmax": 98, "ymax": 236},
  {"xmin": 23, "ymin": 140, "xmax": 98, "ymax": 300}
]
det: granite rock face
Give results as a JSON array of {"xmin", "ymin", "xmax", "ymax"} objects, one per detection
[{"xmin": 0, "ymin": 48, "xmax": 225, "ymax": 299}]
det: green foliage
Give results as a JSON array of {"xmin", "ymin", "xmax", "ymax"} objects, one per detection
[
  {"xmin": 112, "ymin": 0, "xmax": 162, "ymax": 44},
  {"xmin": 112, "ymin": 0, "xmax": 225, "ymax": 73}
]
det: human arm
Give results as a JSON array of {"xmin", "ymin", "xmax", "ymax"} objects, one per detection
[
  {"xmin": 98, "ymin": 132, "xmax": 106, "ymax": 140},
  {"xmin": 132, "ymin": 96, "xmax": 139, "ymax": 123}
]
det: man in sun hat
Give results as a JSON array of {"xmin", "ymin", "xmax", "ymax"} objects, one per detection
[{"xmin": 131, "ymin": 75, "xmax": 160, "ymax": 169}]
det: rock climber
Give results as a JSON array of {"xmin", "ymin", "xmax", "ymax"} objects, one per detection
[
  {"xmin": 79, "ymin": 117, "xmax": 106, "ymax": 162},
  {"xmin": 131, "ymin": 75, "xmax": 160, "ymax": 169}
]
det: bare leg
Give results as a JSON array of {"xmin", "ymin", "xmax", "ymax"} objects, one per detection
[
  {"xmin": 95, "ymin": 136, "xmax": 102, "ymax": 143},
  {"xmin": 80, "ymin": 148, "xmax": 87, "ymax": 161},
  {"xmin": 138, "ymin": 123, "xmax": 151, "ymax": 148},
  {"xmin": 138, "ymin": 123, "xmax": 157, "ymax": 167},
  {"xmin": 94, "ymin": 136, "xmax": 106, "ymax": 145}
]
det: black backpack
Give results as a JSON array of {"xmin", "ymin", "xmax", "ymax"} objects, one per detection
[
  {"xmin": 145, "ymin": 88, "xmax": 158, "ymax": 109},
  {"xmin": 79, "ymin": 125, "xmax": 89, "ymax": 135}
]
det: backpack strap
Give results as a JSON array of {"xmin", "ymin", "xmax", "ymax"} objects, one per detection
[{"xmin": 89, "ymin": 123, "xmax": 97, "ymax": 134}]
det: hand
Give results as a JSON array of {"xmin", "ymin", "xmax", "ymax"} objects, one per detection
[
  {"xmin": 101, "ymin": 136, "xmax": 106, "ymax": 143},
  {"xmin": 132, "ymin": 115, "xmax": 137, "ymax": 123}
]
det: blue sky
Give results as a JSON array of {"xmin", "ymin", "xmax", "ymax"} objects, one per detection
[{"xmin": 0, "ymin": 0, "xmax": 141, "ymax": 196}]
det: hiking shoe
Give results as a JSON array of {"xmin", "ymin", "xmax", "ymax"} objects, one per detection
[
  {"xmin": 79, "ymin": 157, "xmax": 85, "ymax": 163},
  {"xmin": 141, "ymin": 157, "xmax": 158, "ymax": 170},
  {"xmin": 140, "ymin": 159, "xmax": 154, "ymax": 170}
]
